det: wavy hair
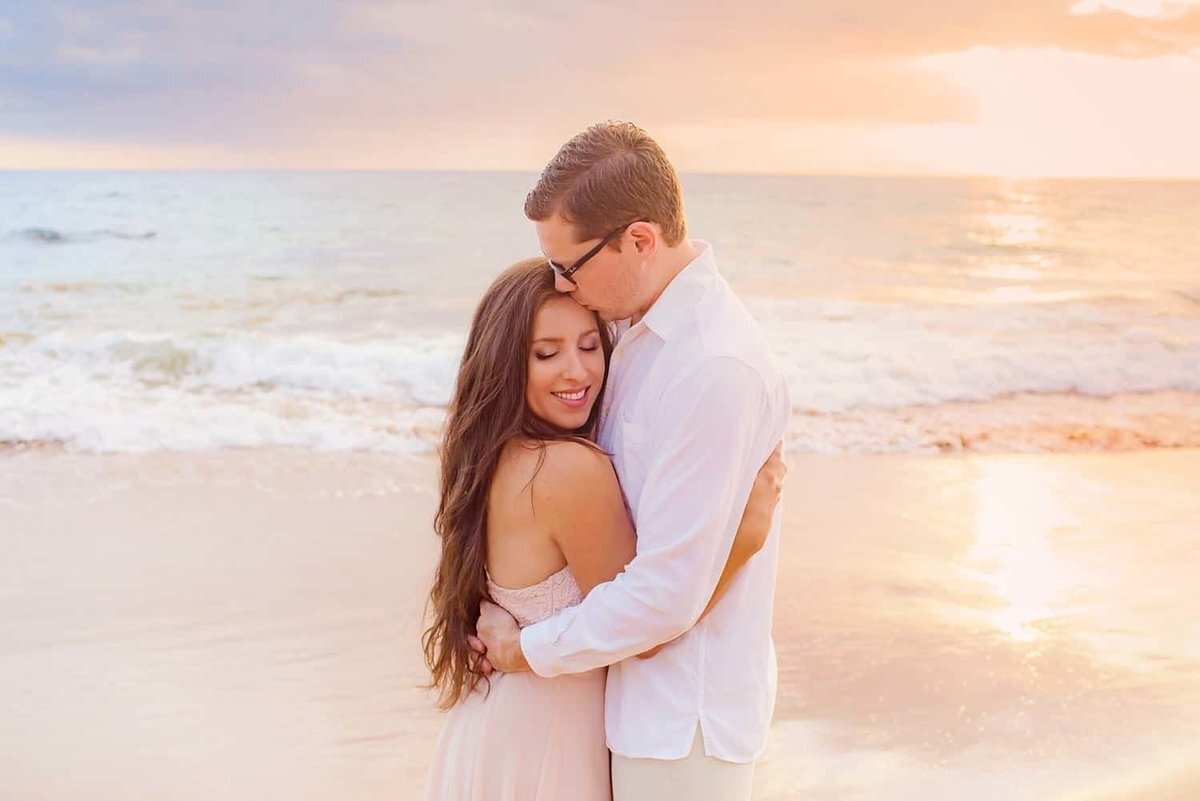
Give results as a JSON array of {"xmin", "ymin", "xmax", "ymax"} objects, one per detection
[{"xmin": 422, "ymin": 257, "xmax": 612, "ymax": 709}]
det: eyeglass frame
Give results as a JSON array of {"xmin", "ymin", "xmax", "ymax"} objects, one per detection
[{"xmin": 547, "ymin": 219, "xmax": 647, "ymax": 286}]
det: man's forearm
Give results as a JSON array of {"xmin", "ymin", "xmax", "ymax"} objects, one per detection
[
  {"xmin": 521, "ymin": 575, "xmax": 702, "ymax": 677},
  {"xmin": 639, "ymin": 536, "xmax": 757, "ymax": 659}
]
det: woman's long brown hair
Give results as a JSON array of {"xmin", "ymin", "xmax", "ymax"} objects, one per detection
[{"xmin": 422, "ymin": 257, "xmax": 612, "ymax": 709}]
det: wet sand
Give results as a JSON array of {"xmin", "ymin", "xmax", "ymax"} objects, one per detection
[{"xmin": 2, "ymin": 448, "xmax": 1198, "ymax": 800}]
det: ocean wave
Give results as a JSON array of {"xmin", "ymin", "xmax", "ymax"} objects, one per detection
[
  {"xmin": 6, "ymin": 330, "xmax": 464, "ymax": 405},
  {"xmin": 4, "ymin": 388, "xmax": 1197, "ymax": 456},
  {"xmin": 1172, "ymin": 288, "xmax": 1200, "ymax": 307},
  {"xmin": 787, "ymin": 390, "xmax": 1200, "ymax": 455},
  {"xmin": 3, "ymin": 294, "xmax": 1198, "ymax": 455},
  {"xmin": 13, "ymin": 282, "xmax": 409, "ymax": 309},
  {"xmin": 0, "ymin": 379, "xmax": 446, "ymax": 454},
  {"xmin": 14, "ymin": 227, "xmax": 157, "ymax": 244},
  {"xmin": 5, "ymin": 296, "xmax": 1200, "ymax": 414},
  {"xmin": 19, "ymin": 281, "xmax": 146, "ymax": 295},
  {"xmin": 745, "ymin": 296, "xmax": 1200, "ymax": 413},
  {"xmin": 20, "ymin": 228, "xmax": 68, "ymax": 244}
]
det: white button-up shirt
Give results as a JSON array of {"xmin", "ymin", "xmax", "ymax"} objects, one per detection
[{"xmin": 520, "ymin": 242, "xmax": 789, "ymax": 762}]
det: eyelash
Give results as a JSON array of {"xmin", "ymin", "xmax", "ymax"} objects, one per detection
[{"xmin": 535, "ymin": 344, "xmax": 600, "ymax": 360}]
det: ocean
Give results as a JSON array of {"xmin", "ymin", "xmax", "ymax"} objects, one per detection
[{"xmin": 3, "ymin": 171, "xmax": 1198, "ymax": 455}]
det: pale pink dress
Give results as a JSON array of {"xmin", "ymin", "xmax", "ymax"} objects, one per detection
[{"xmin": 423, "ymin": 565, "xmax": 611, "ymax": 801}]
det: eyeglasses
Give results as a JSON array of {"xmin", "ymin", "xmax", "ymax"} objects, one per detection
[{"xmin": 547, "ymin": 220, "xmax": 645, "ymax": 286}]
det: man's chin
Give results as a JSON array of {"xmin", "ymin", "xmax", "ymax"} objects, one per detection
[
  {"xmin": 567, "ymin": 297, "xmax": 628, "ymax": 322},
  {"xmin": 592, "ymin": 306, "xmax": 628, "ymax": 322}
]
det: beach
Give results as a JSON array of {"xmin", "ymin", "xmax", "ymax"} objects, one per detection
[
  {"xmin": 4, "ymin": 446, "xmax": 1198, "ymax": 801},
  {"xmin": 5, "ymin": 3, "xmax": 1200, "ymax": 797},
  {"xmin": 4, "ymin": 170, "xmax": 1198, "ymax": 798}
]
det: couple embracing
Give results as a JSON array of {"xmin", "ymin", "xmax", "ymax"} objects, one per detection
[{"xmin": 422, "ymin": 121, "xmax": 790, "ymax": 801}]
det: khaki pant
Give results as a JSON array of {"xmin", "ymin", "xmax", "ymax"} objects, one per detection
[{"xmin": 611, "ymin": 727, "xmax": 755, "ymax": 801}]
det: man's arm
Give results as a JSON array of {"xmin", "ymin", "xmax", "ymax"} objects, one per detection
[
  {"xmin": 701, "ymin": 440, "xmax": 784, "ymax": 620},
  {"xmin": 503, "ymin": 356, "xmax": 776, "ymax": 678},
  {"xmin": 475, "ymin": 434, "xmax": 783, "ymax": 674},
  {"xmin": 636, "ymin": 440, "xmax": 785, "ymax": 659}
]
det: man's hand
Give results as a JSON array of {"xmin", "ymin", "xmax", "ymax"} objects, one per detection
[{"xmin": 475, "ymin": 601, "xmax": 531, "ymax": 673}]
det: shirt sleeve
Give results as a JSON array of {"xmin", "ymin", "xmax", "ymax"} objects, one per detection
[{"xmin": 520, "ymin": 355, "xmax": 774, "ymax": 678}]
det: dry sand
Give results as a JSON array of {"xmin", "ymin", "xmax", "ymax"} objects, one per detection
[{"xmin": 2, "ymin": 448, "xmax": 1198, "ymax": 800}]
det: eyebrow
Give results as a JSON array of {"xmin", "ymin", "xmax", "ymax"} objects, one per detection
[
  {"xmin": 531, "ymin": 331, "xmax": 599, "ymax": 345},
  {"xmin": 543, "ymin": 241, "xmax": 590, "ymax": 265}
]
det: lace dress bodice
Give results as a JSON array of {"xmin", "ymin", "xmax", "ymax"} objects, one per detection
[{"xmin": 486, "ymin": 565, "xmax": 583, "ymax": 627}]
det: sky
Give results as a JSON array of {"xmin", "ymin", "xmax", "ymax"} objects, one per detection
[{"xmin": 1, "ymin": 0, "xmax": 1199, "ymax": 176}]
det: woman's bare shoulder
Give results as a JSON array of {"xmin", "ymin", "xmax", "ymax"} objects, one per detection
[
  {"xmin": 535, "ymin": 439, "xmax": 614, "ymax": 490},
  {"xmin": 496, "ymin": 437, "xmax": 609, "ymax": 484},
  {"xmin": 491, "ymin": 438, "xmax": 612, "ymax": 513}
]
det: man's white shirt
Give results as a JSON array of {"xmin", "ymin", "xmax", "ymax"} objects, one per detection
[{"xmin": 520, "ymin": 242, "xmax": 789, "ymax": 763}]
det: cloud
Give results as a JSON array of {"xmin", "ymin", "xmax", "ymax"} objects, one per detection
[
  {"xmin": 664, "ymin": 0, "xmax": 1200, "ymax": 59},
  {"xmin": 0, "ymin": 0, "xmax": 1197, "ymax": 161}
]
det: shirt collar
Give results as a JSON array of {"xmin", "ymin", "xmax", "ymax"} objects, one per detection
[{"xmin": 635, "ymin": 240, "xmax": 716, "ymax": 343}]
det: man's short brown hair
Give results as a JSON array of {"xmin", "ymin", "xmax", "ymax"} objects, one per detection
[{"xmin": 524, "ymin": 121, "xmax": 687, "ymax": 246}]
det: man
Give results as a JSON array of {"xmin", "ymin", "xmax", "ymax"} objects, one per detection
[{"xmin": 475, "ymin": 121, "xmax": 789, "ymax": 801}]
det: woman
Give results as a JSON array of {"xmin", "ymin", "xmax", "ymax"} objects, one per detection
[{"xmin": 422, "ymin": 258, "xmax": 782, "ymax": 801}]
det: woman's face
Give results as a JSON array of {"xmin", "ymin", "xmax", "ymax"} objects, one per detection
[{"xmin": 525, "ymin": 296, "xmax": 606, "ymax": 431}]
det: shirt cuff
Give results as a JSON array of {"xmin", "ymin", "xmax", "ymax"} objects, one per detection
[{"xmin": 519, "ymin": 620, "xmax": 561, "ymax": 678}]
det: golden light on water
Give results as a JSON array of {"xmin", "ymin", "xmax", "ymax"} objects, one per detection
[
  {"xmin": 966, "ymin": 461, "xmax": 1075, "ymax": 642},
  {"xmin": 967, "ymin": 181, "xmax": 1054, "ymax": 287},
  {"xmin": 987, "ymin": 182, "xmax": 1047, "ymax": 253},
  {"xmin": 982, "ymin": 212, "xmax": 1044, "ymax": 248}
]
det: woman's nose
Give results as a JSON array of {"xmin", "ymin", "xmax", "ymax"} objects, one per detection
[{"xmin": 561, "ymin": 349, "xmax": 589, "ymax": 380}]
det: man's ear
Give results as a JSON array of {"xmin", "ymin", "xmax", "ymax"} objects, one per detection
[{"xmin": 629, "ymin": 221, "xmax": 657, "ymax": 256}]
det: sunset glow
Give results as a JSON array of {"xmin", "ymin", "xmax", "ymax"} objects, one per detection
[{"xmin": 1, "ymin": 1, "xmax": 1198, "ymax": 176}]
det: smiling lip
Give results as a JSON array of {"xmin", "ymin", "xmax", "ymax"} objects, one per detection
[{"xmin": 551, "ymin": 386, "xmax": 590, "ymax": 409}]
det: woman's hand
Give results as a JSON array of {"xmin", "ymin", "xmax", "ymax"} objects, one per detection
[{"xmin": 736, "ymin": 441, "xmax": 786, "ymax": 556}]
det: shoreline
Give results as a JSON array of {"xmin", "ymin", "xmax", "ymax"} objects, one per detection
[{"xmin": 5, "ymin": 385, "xmax": 1200, "ymax": 459}]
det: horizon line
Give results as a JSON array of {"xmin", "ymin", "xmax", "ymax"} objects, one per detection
[{"xmin": 2, "ymin": 166, "xmax": 1199, "ymax": 183}]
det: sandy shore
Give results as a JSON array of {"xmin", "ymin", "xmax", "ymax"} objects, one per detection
[{"xmin": 2, "ymin": 447, "xmax": 1198, "ymax": 800}]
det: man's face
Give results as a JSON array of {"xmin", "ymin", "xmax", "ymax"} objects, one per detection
[{"xmin": 535, "ymin": 214, "xmax": 642, "ymax": 322}]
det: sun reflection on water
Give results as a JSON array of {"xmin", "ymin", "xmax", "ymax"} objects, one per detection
[
  {"xmin": 981, "ymin": 180, "xmax": 1047, "ymax": 245},
  {"xmin": 981, "ymin": 211, "xmax": 1045, "ymax": 248},
  {"xmin": 966, "ymin": 460, "xmax": 1077, "ymax": 642}
]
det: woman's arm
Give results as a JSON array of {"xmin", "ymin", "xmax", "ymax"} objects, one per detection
[
  {"xmin": 704, "ymin": 440, "xmax": 785, "ymax": 615},
  {"xmin": 534, "ymin": 440, "xmax": 637, "ymax": 595}
]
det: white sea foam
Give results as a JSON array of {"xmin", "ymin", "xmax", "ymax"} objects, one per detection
[
  {"xmin": 3, "ymin": 293, "xmax": 1198, "ymax": 454},
  {"xmin": 1, "ymin": 330, "xmax": 461, "ymax": 453},
  {"xmin": 8, "ymin": 329, "xmax": 464, "ymax": 402},
  {"xmin": 5, "ymin": 171, "xmax": 1199, "ymax": 454},
  {"xmin": 748, "ymin": 296, "xmax": 1200, "ymax": 413}
]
